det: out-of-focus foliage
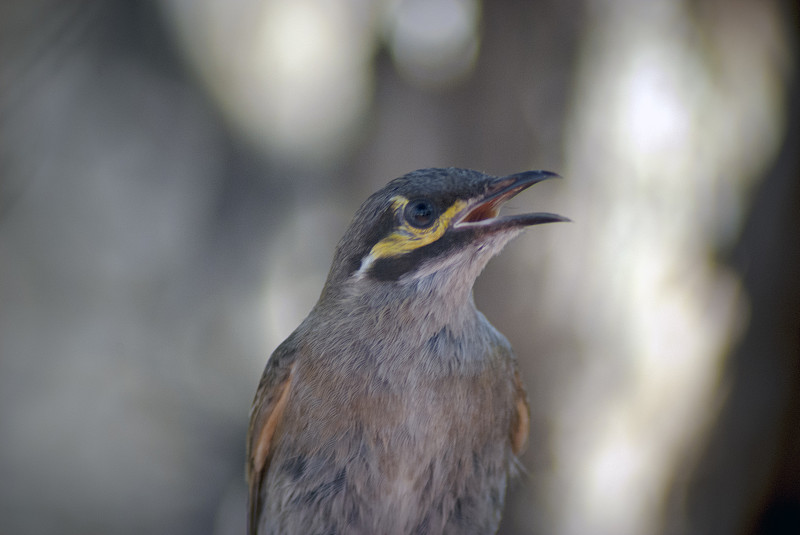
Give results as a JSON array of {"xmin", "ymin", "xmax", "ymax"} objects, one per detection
[{"xmin": 0, "ymin": 1, "xmax": 797, "ymax": 534}]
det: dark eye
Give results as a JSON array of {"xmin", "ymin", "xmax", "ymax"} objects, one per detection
[{"xmin": 404, "ymin": 199, "xmax": 437, "ymax": 228}]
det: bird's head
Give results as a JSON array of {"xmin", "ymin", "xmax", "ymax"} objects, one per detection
[{"xmin": 321, "ymin": 168, "xmax": 568, "ymax": 305}]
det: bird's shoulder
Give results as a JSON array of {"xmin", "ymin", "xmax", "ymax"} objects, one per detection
[
  {"xmin": 473, "ymin": 310, "xmax": 530, "ymax": 455},
  {"xmin": 246, "ymin": 330, "xmax": 304, "ymax": 534}
]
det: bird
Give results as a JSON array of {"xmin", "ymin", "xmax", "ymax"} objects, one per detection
[{"xmin": 246, "ymin": 167, "xmax": 567, "ymax": 535}]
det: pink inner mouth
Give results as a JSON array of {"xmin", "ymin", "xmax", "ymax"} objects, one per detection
[{"xmin": 462, "ymin": 200, "xmax": 501, "ymax": 223}]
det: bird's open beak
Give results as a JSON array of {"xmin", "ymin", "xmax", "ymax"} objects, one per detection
[{"xmin": 453, "ymin": 170, "xmax": 570, "ymax": 232}]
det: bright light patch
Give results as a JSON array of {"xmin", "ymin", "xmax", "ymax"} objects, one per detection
[
  {"xmin": 386, "ymin": 0, "xmax": 480, "ymax": 88},
  {"xmin": 622, "ymin": 57, "xmax": 690, "ymax": 157},
  {"xmin": 163, "ymin": 0, "xmax": 375, "ymax": 166},
  {"xmin": 544, "ymin": 0, "xmax": 785, "ymax": 534}
]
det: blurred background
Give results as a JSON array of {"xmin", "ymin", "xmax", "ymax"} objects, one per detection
[{"xmin": 0, "ymin": 1, "xmax": 797, "ymax": 534}]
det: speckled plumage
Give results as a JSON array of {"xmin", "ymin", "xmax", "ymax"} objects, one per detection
[{"xmin": 247, "ymin": 168, "xmax": 565, "ymax": 535}]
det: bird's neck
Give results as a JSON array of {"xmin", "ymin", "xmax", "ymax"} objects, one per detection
[
  {"xmin": 327, "ymin": 270, "xmax": 480, "ymax": 340},
  {"xmin": 307, "ymin": 268, "xmax": 492, "ymax": 378}
]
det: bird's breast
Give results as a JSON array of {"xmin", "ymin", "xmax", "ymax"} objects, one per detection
[{"xmin": 266, "ymin": 315, "xmax": 516, "ymax": 532}]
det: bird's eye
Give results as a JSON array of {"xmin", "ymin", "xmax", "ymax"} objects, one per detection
[{"xmin": 404, "ymin": 199, "xmax": 437, "ymax": 228}]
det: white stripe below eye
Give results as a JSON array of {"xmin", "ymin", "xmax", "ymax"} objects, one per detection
[{"xmin": 355, "ymin": 253, "xmax": 377, "ymax": 278}]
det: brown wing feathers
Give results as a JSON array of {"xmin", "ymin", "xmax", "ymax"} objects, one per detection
[
  {"xmin": 510, "ymin": 370, "xmax": 530, "ymax": 455},
  {"xmin": 247, "ymin": 360, "xmax": 296, "ymax": 535}
]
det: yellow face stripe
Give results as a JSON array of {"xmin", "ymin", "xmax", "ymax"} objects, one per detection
[{"xmin": 368, "ymin": 196, "xmax": 467, "ymax": 259}]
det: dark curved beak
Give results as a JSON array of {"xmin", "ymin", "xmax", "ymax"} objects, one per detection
[{"xmin": 454, "ymin": 170, "xmax": 570, "ymax": 230}]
